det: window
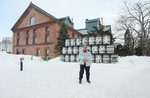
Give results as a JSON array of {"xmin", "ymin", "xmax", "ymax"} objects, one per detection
[
  {"xmin": 37, "ymin": 49, "xmax": 40, "ymax": 56},
  {"xmin": 46, "ymin": 34, "xmax": 50, "ymax": 43},
  {"xmin": 16, "ymin": 49, "xmax": 19, "ymax": 55},
  {"xmin": 45, "ymin": 49, "xmax": 49, "ymax": 57},
  {"xmin": 17, "ymin": 32, "xmax": 20, "ymax": 46},
  {"xmin": 22, "ymin": 49, "xmax": 25, "ymax": 54},
  {"xmin": 45, "ymin": 27, "xmax": 50, "ymax": 32},
  {"xmin": 45, "ymin": 27, "xmax": 50, "ymax": 43},
  {"xmin": 30, "ymin": 16, "xmax": 34, "ymax": 25},
  {"xmin": 17, "ymin": 32, "xmax": 20, "ymax": 37},
  {"xmin": 72, "ymin": 33, "xmax": 75, "ymax": 38},
  {"xmin": 26, "ymin": 31, "xmax": 30, "ymax": 45},
  {"xmin": 45, "ymin": 48, "xmax": 49, "ymax": 60},
  {"xmin": 33, "ymin": 29, "xmax": 37, "ymax": 44}
]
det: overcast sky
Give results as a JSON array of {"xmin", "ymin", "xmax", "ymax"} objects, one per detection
[{"xmin": 0, "ymin": 0, "xmax": 143, "ymax": 41}]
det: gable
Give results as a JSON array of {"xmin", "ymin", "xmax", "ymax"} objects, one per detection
[{"xmin": 12, "ymin": 3, "xmax": 57, "ymax": 30}]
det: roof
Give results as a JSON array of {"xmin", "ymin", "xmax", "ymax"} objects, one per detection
[
  {"xmin": 58, "ymin": 16, "xmax": 73, "ymax": 24},
  {"xmin": 85, "ymin": 18, "xmax": 101, "ymax": 32},
  {"xmin": 11, "ymin": 3, "xmax": 82, "ymax": 36},
  {"xmin": 77, "ymin": 28, "xmax": 88, "ymax": 35},
  {"xmin": 77, "ymin": 25, "xmax": 111, "ymax": 35},
  {"xmin": 85, "ymin": 18, "xmax": 100, "ymax": 23}
]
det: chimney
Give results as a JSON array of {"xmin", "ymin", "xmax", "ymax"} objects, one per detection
[{"xmin": 85, "ymin": 19, "xmax": 89, "ymax": 28}]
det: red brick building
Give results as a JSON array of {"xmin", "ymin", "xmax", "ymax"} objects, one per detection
[{"xmin": 11, "ymin": 3, "xmax": 81, "ymax": 59}]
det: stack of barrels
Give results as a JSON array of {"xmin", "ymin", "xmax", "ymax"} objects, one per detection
[{"xmin": 61, "ymin": 35, "xmax": 118, "ymax": 63}]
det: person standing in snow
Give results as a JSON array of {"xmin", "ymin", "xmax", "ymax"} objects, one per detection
[{"xmin": 78, "ymin": 44, "xmax": 92, "ymax": 84}]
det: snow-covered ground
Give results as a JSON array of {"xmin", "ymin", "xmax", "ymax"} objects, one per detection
[{"xmin": 0, "ymin": 51, "xmax": 150, "ymax": 98}]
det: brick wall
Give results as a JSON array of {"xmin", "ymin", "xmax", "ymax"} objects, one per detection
[{"xmin": 12, "ymin": 5, "xmax": 81, "ymax": 60}]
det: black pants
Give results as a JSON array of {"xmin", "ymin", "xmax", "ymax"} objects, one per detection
[{"xmin": 79, "ymin": 63, "xmax": 90, "ymax": 81}]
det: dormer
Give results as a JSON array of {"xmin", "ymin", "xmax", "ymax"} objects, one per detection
[
  {"xmin": 58, "ymin": 16, "xmax": 74, "ymax": 28},
  {"xmin": 85, "ymin": 18, "xmax": 100, "ymax": 32}
]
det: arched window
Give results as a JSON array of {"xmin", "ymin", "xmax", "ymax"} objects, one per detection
[
  {"xmin": 30, "ymin": 16, "xmax": 34, "ymax": 25},
  {"xmin": 16, "ymin": 49, "xmax": 19, "ymax": 55},
  {"xmin": 22, "ymin": 49, "xmax": 25, "ymax": 54},
  {"xmin": 33, "ymin": 29, "xmax": 37, "ymax": 44},
  {"xmin": 72, "ymin": 33, "xmax": 75, "ymax": 38},
  {"xmin": 45, "ymin": 48, "xmax": 49, "ymax": 57},
  {"xmin": 45, "ymin": 27, "xmax": 50, "ymax": 43},
  {"xmin": 26, "ymin": 31, "xmax": 30, "ymax": 45},
  {"xmin": 37, "ymin": 49, "xmax": 40, "ymax": 56},
  {"xmin": 17, "ymin": 32, "xmax": 20, "ymax": 45},
  {"xmin": 45, "ymin": 27, "xmax": 50, "ymax": 32},
  {"xmin": 17, "ymin": 32, "xmax": 20, "ymax": 37}
]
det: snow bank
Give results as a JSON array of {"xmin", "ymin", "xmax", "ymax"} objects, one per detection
[{"xmin": 0, "ymin": 51, "xmax": 150, "ymax": 98}]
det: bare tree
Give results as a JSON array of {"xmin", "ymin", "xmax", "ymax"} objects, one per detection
[{"xmin": 116, "ymin": 0, "xmax": 150, "ymax": 55}]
